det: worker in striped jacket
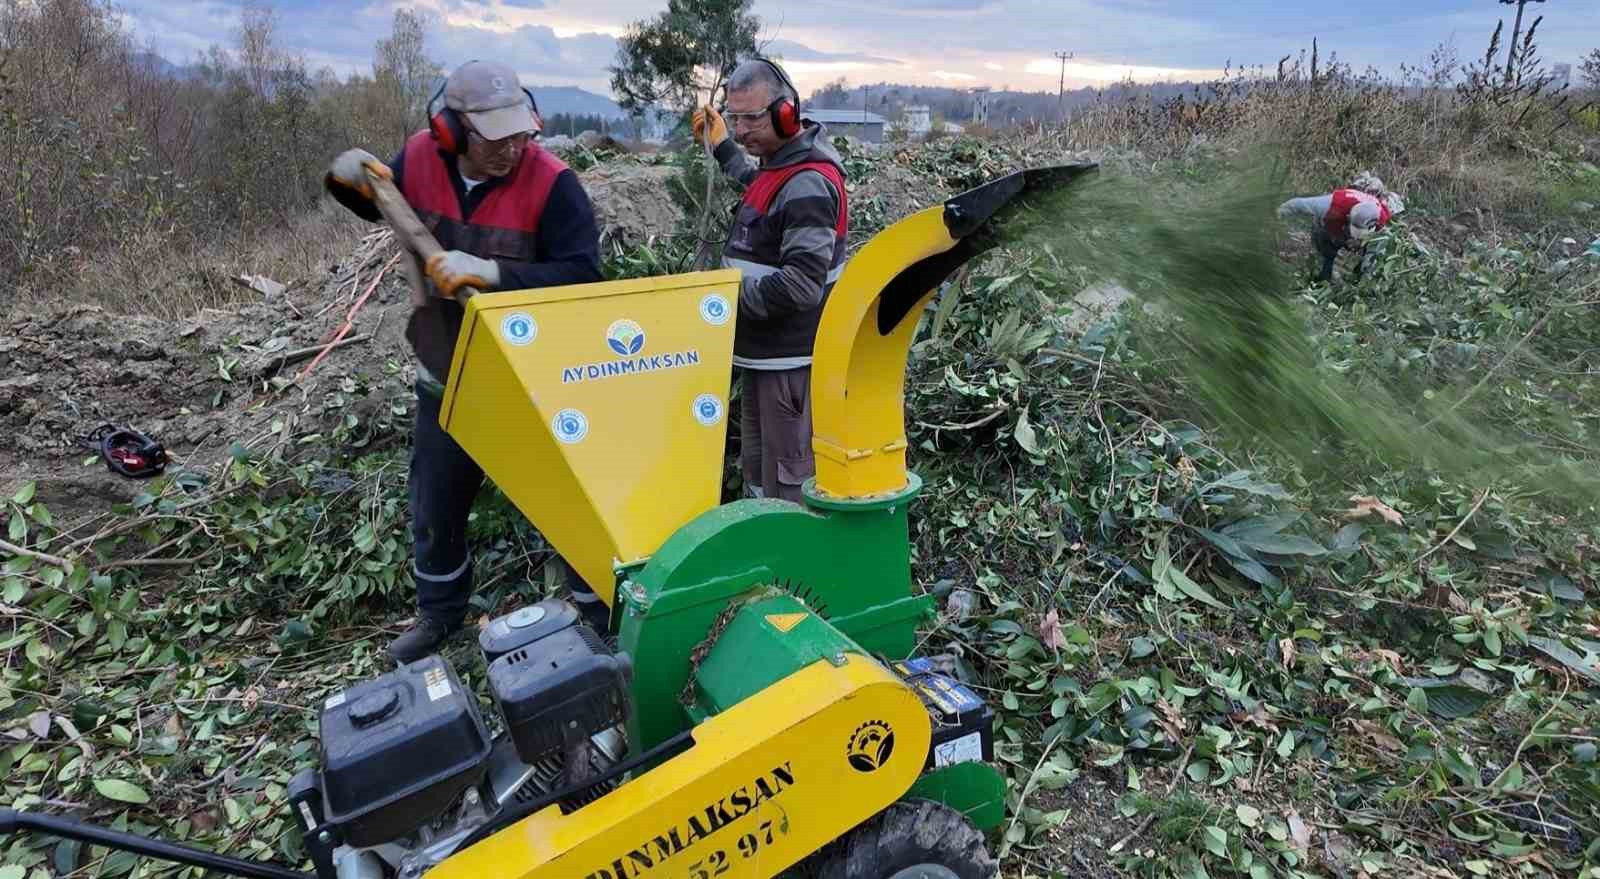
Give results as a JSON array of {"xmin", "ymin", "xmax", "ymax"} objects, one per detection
[{"xmin": 693, "ymin": 58, "xmax": 849, "ymax": 502}]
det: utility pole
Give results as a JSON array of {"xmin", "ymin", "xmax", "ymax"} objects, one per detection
[
  {"xmin": 1499, "ymin": 0, "xmax": 1546, "ymax": 86},
  {"xmin": 1053, "ymin": 51, "xmax": 1073, "ymax": 120}
]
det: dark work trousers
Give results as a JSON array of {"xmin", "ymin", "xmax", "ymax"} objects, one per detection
[
  {"xmin": 739, "ymin": 367, "xmax": 814, "ymax": 503},
  {"xmin": 410, "ymin": 383, "xmax": 595, "ymax": 626},
  {"xmin": 1312, "ymin": 225, "xmax": 1343, "ymax": 282}
]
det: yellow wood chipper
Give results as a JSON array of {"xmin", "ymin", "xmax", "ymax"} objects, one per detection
[{"xmin": 1, "ymin": 162, "xmax": 1097, "ymax": 879}]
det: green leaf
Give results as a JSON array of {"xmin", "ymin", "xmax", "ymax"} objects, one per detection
[
  {"xmin": 7, "ymin": 510, "xmax": 25, "ymax": 542},
  {"xmin": 1400, "ymin": 674, "xmax": 1497, "ymax": 718},
  {"xmin": 1526, "ymin": 635, "xmax": 1600, "ymax": 686},
  {"xmin": 93, "ymin": 778, "xmax": 150, "ymax": 804},
  {"xmin": 11, "ymin": 482, "xmax": 35, "ymax": 504},
  {"xmin": 1236, "ymin": 533, "xmax": 1326, "ymax": 557},
  {"xmin": 1168, "ymin": 564, "xmax": 1228, "ymax": 610},
  {"xmin": 1236, "ymin": 804, "xmax": 1261, "ymax": 827},
  {"xmin": 1083, "ymin": 681, "xmax": 1121, "ymax": 716},
  {"xmin": 1187, "ymin": 759, "xmax": 1212, "ymax": 782},
  {"xmin": 1219, "ymin": 513, "xmax": 1300, "ymax": 542},
  {"xmin": 1276, "ymin": 731, "xmax": 1295, "ymax": 758},
  {"xmin": 0, "ymin": 865, "xmax": 25, "ymax": 879},
  {"xmin": 1537, "ymin": 573, "xmax": 1585, "ymax": 602},
  {"xmin": 352, "ymin": 523, "xmax": 377, "ymax": 554},
  {"xmin": 1205, "ymin": 470, "xmax": 1292, "ymax": 500},
  {"xmin": 1203, "ymin": 825, "xmax": 1229, "ymax": 857},
  {"xmin": 1014, "ymin": 407, "xmax": 1041, "ymax": 455}
]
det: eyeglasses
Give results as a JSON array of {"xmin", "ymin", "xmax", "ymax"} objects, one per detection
[
  {"xmin": 466, "ymin": 127, "xmax": 530, "ymax": 153},
  {"xmin": 723, "ymin": 108, "xmax": 771, "ymax": 128}
]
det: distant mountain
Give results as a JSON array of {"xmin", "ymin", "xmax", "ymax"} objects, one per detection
[
  {"xmin": 130, "ymin": 50, "xmax": 200, "ymax": 80},
  {"xmin": 529, "ymin": 86, "xmax": 627, "ymax": 120},
  {"xmin": 808, "ymin": 80, "xmax": 1210, "ymax": 126}
]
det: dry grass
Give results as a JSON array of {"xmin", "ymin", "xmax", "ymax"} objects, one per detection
[{"xmin": 12, "ymin": 200, "xmax": 366, "ymax": 320}]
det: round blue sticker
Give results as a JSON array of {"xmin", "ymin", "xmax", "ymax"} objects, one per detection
[
  {"xmin": 502, "ymin": 312, "xmax": 537, "ymax": 346},
  {"xmin": 552, "ymin": 408, "xmax": 589, "ymax": 444},
  {"xmin": 699, "ymin": 294, "xmax": 731, "ymax": 326},
  {"xmin": 692, "ymin": 394, "xmax": 724, "ymax": 426}
]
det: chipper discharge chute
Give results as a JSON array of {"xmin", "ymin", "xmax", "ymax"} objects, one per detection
[{"xmin": 0, "ymin": 162, "xmax": 1097, "ymax": 879}]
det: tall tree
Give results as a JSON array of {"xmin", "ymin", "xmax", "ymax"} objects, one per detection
[
  {"xmin": 234, "ymin": 0, "xmax": 279, "ymax": 97},
  {"xmin": 373, "ymin": 8, "xmax": 441, "ymax": 143},
  {"xmin": 1582, "ymin": 47, "xmax": 1600, "ymax": 91},
  {"xmin": 608, "ymin": 0, "xmax": 759, "ymax": 114},
  {"xmin": 811, "ymin": 77, "xmax": 851, "ymax": 108},
  {"xmin": 609, "ymin": 0, "xmax": 760, "ymax": 270}
]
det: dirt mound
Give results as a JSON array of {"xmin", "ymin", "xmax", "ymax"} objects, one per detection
[
  {"xmin": 1, "ymin": 230, "xmax": 418, "ymax": 521},
  {"xmin": 580, "ymin": 162, "xmax": 684, "ymax": 253}
]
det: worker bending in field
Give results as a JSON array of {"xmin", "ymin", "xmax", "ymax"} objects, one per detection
[
  {"xmin": 692, "ymin": 57, "xmax": 849, "ymax": 502},
  {"xmin": 1277, "ymin": 181, "xmax": 1398, "ymax": 283},
  {"xmin": 324, "ymin": 60, "xmax": 605, "ymax": 664}
]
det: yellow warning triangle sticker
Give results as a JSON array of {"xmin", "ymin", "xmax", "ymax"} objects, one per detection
[{"xmin": 765, "ymin": 612, "xmax": 808, "ymax": 633}]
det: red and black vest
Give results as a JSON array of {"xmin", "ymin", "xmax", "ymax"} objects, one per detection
[
  {"xmin": 399, "ymin": 130, "xmax": 569, "ymax": 380},
  {"xmin": 399, "ymin": 130, "xmax": 568, "ymax": 262},
  {"xmin": 724, "ymin": 148, "xmax": 849, "ymax": 364},
  {"xmin": 1325, "ymin": 188, "xmax": 1390, "ymax": 239}
]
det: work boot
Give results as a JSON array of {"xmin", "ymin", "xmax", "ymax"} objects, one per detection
[{"xmin": 387, "ymin": 617, "xmax": 458, "ymax": 666}]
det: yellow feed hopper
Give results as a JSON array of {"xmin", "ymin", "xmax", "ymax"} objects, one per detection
[{"xmin": 437, "ymin": 270, "xmax": 741, "ymax": 604}]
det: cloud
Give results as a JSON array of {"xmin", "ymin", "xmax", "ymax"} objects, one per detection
[{"xmin": 931, "ymin": 70, "xmax": 977, "ymax": 81}]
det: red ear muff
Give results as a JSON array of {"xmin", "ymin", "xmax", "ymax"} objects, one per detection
[
  {"xmin": 770, "ymin": 97, "xmax": 800, "ymax": 138},
  {"xmin": 430, "ymin": 107, "xmax": 467, "ymax": 155}
]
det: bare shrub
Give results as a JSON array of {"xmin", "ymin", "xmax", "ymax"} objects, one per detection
[{"xmin": 0, "ymin": 0, "xmax": 437, "ymax": 313}]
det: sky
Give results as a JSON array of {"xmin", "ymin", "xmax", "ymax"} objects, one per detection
[{"xmin": 115, "ymin": 0, "xmax": 1600, "ymax": 98}]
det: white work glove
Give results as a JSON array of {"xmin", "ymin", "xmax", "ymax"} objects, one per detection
[
  {"xmin": 1348, "ymin": 222, "xmax": 1377, "ymax": 243},
  {"xmin": 425, "ymin": 250, "xmax": 500, "ymax": 299},
  {"xmin": 327, "ymin": 148, "xmax": 389, "ymax": 200}
]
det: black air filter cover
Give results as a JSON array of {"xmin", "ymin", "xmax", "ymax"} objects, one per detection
[
  {"xmin": 488, "ymin": 625, "xmax": 632, "ymax": 765},
  {"xmin": 318, "ymin": 656, "xmax": 491, "ymax": 846}
]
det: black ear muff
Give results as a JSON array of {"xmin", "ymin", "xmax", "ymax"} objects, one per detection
[{"xmin": 521, "ymin": 86, "xmax": 543, "ymax": 135}]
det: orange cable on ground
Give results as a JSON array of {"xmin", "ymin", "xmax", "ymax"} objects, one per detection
[{"xmin": 294, "ymin": 251, "xmax": 402, "ymax": 384}]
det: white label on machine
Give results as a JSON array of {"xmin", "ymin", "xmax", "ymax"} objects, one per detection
[
  {"xmin": 424, "ymin": 667, "xmax": 453, "ymax": 702},
  {"xmin": 699, "ymin": 294, "xmax": 731, "ymax": 326},
  {"xmin": 692, "ymin": 394, "xmax": 724, "ymax": 426},
  {"xmin": 501, "ymin": 312, "xmax": 537, "ymax": 346},
  {"xmin": 552, "ymin": 408, "xmax": 590, "ymax": 444},
  {"xmin": 933, "ymin": 732, "xmax": 983, "ymax": 767}
]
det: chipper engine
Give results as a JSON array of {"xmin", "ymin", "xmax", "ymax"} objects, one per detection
[{"xmin": 1, "ymin": 163, "xmax": 1096, "ymax": 879}]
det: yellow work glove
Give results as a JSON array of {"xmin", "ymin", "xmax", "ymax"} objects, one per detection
[
  {"xmin": 425, "ymin": 251, "xmax": 500, "ymax": 300},
  {"xmin": 692, "ymin": 105, "xmax": 727, "ymax": 148},
  {"xmin": 327, "ymin": 148, "xmax": 390, "ymax": 200}
]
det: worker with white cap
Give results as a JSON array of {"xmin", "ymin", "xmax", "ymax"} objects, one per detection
[
  {"xmin": 323, "ymin": 60, "xmax": 605, "ymax": 663},
  {"xmin": 1278, "ymin": 186, "xmax": 1394, "ymax": 283}
]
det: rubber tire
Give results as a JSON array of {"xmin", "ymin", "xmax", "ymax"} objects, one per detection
[{"xmin": 812, "ymin": 799, "xmax": 999, "ymax": 879}]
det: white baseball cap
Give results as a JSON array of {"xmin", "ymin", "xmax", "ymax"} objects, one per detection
[{"xmin": 445, "ymin": 61, "xmax": 538, "ymax": 140}]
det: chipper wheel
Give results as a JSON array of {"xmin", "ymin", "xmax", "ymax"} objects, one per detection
[{"xmin": 812, "ymin": 799, "xmax": 999, "ymax": 879}]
